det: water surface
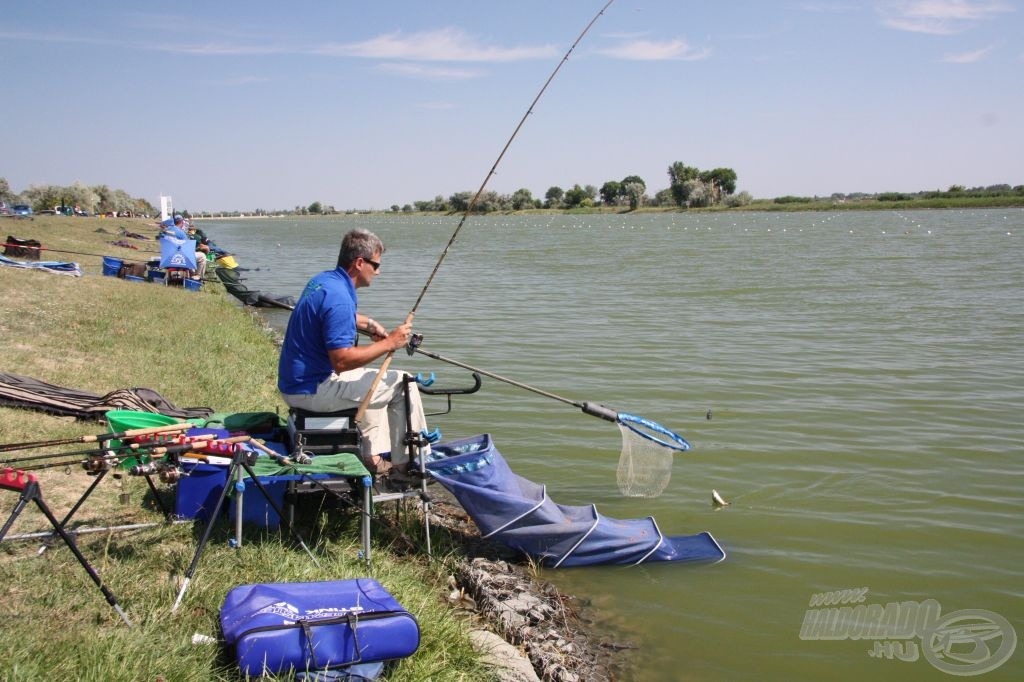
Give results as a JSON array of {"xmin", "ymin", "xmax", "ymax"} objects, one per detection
[{"xmin": 205, "ymin": 209, "xmax": 1023, "ymax": 680}]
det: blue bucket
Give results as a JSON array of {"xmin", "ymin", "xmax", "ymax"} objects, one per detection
[
  {"xmin": 102, "ymin": 256, "xmax": 123, "ymax": 277},
  {"xmin": 184, "ymin": 278, "xmax": 202, "ymax": 291}
]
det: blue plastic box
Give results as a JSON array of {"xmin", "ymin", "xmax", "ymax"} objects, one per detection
[
  {"xmin": 175, "ymin": 462, "xmax": 229, "ymax": 521},
  {"xmin": 102, "ymin": 256, "xmax": 123, "ymax": 276},
  {"xmin": 229, "ymin": 477, "xmax": 290, "ymax": 530}
]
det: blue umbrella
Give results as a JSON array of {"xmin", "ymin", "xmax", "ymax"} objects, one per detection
[{"xmin": 159, "ymin": 236, "xmax": 197, "ymax": 270}]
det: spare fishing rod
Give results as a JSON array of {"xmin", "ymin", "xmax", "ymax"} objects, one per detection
[
  {"xmin": 0, "ymin": 242, "xmax": 160, "ymax": 258},
  {"xmin": 0, "ymin": 422, "xmax": 187, "ymax": 453},
  {"xmin": 356, "ymin": 0, "xmax": 616, "ymax": 424}
]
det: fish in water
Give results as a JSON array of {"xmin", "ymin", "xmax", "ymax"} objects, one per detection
[{"xmin": 712, "ymin": 489, "xmax": 730, "ymax": 508}]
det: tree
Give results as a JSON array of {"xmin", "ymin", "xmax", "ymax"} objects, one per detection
[
  {"xmin": 668, "ymin": 162, "xmax": 701, "ymax": 206},
  {"xmin": 652, "ymin": 188, "xmax": 675, "ymax": 206},
  {"xmin": 683, "ymin": 179, "xmax": 710, "ymax": 207},
  {"xmin": 621, "ymin": 175, "xmax": 645, "ymax": 194},
  {"xmin": 599, "ymin": 181, "xmax": 622, "ymax": 206},
  {"xmin": 390, "ymin": 205, "xmax": 400, "ymax": 212},
  {"xmin": 563, "ymin": 184, "xmax": 591, "ymax": 208},
  {"xmin": 448, "ymin": 191, "xmax": 472, "ymax": 213},
  {"xmin": 622, "ymin": 181, "xmax": 645, "ymax": 210},
  {"xmin": 544, "ymin": 186, "xmax": 564, "ymax": 208},
  {"xmin": 308, "ymin": 201, "xmax": 323, "ymax": 214},
  {"xmin": 22, "ymin": 181, "xmax": 99, "ymax": 214},
  {"xmin": 724, "ymin": 191, "xmax": 752, "ymax": 208},
  {"xmin": 475, "ymin": 190, "xmax": 503, "ymax": 212},
  {"xmin": 699, "ymin": 168, "xmax": 738, "ymax": 201},
  {"xmin": 0, "ymin": 177, "xmax": 12, "ymax": 203},
  {"xmin": 510, "ymin": 188, "xmax": 534, "ymax": 210}
]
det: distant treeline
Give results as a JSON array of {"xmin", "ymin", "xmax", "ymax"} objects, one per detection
[
  {"xmin": 0, "ymin": 177, "xmax": 157, "ymax": 217},
  {"xmin": 778, "ymin": 184, "xmax": 1024, "ymax": 205}
]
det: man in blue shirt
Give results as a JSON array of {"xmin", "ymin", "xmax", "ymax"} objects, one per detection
[{"xmin": 278, "ymin": 229, "xmax": 430, "ymax": 477}]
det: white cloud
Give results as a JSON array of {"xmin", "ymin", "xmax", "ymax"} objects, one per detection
[
  {"xmin": 599, "ymin": 38, "xmax": 710, "ymax": 61},
  {"xmin": 940, "ymin": 44, "xmax": 996, "ymax": 61},
  {"xmin": 376, "ymin": 63, "xmax": 483, "ymax": 80},
  {"xmin": 876, "ymin": 0, "xmax": 1014, "ymax": 35},
  {"xmin": 318, "ymin": 28, "xmax": 557, "ymax": 62}
]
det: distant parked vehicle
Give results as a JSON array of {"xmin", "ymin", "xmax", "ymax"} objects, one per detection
[
  {"xmin": 0, "ymin": 201, "xmax": 11, "ymax": 216},
  {"xmin": 12, "ymin": 204, "xmax": 33, "ymax": 216}
]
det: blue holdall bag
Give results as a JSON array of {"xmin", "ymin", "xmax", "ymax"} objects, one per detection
[{"xmin": 220, "ymin": 578, "xmax": 420, "ymax": 676}]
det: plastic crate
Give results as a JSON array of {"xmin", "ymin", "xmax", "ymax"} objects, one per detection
[{"xmin": 175, "ymin": 462, "xmax": 229, "ymax": 521}]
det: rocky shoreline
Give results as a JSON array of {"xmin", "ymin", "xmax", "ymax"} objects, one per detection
[
  {"xmin": 249, "ymin": 308, "xmax": 628, "ymax": 680},
  {"xmin": 427, "ymin": 492, "xmax": 630, "ymax": 682}
]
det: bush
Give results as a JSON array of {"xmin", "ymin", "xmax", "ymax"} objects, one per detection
[{"xmin": 725, "ymin": 191, "xmax": 753, "ymax": 208}]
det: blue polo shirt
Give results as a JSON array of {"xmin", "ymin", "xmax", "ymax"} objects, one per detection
[{"xmin": 277, "ymin": 268, "xmax": 357, "ymax": 395}]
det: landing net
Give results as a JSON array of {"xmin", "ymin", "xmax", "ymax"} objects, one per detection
[{"xmin": 615, "ymin": 413, "xmax": 690, "ymax": 498}]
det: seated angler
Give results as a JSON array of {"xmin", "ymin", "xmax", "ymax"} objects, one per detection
[
  {"xmin": 277, "ymin": 228, "xmax": 431, "ymax": 480},
  {"xmin": 185, "ymin": 220, "xmax": 210, "ymax": 280}
]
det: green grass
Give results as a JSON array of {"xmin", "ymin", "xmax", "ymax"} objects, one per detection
[{"xmin": 0, "ymin": 215, "xmax": 494, "ymax": 681}]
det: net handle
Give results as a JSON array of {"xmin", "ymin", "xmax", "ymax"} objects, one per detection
[{"xmin": 618, "ymin": 413, "xmax": 691, "ymax": 452}]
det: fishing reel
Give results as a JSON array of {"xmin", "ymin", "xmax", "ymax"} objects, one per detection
[
  {"xmin": 406, "ymin": 333, "xmax": 424, "ymax": 356},
  {"xmin": 81, "ymin": 455, "xmax": 115, "ymax": 475}
]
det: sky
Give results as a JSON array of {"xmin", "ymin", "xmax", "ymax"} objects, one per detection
[{"xmin": 2, "ymin": 1, "xmax": 1021, "ymax": 213}]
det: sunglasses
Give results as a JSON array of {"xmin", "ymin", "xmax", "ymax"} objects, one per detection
[{"xmin": 363, "ymin": 257, "xmax": 380, "ymax": 271}]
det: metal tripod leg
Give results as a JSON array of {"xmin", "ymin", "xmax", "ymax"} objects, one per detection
[
  {"xmin": 171, "ymin": 450, "xmax": 320, "ymax": 612},
  {"xmin": 403, "ymin": 374, "xmax": 432, "ymax": 559},
  {"xmin": 0, "ymin": 477, "xmax": 132, "ymax": 626}
]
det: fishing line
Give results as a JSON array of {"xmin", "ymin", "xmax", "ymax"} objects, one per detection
[{"xmin": 357, "ymin": 0, "xmax": 616, "ymax": 423}]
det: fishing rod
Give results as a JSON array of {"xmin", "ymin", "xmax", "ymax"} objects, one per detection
[
  {"xmin": 1, "ymin": 243, "xmax": 160, "ymax": 258},
  {"xmin": 0, "ymin": 422, "xmax": 187, "ymax": 453},
  {"xmin": 0, "ymin": 434, "xmax": 250, "ymax": 471},
  {"xmin": 0, "ymin": 442, "xmax": 148, "ymax": 466},
  {"xmin": 403, "ymin": 334, "xmax": 690, "ymax": 452},
  {"xmin": 356, "ymin": 0, "xmax": 616, "ymax": 424}
]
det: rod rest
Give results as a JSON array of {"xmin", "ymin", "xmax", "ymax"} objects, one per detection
[
  {"xmin": 419, "ymin": 372, "xmax": 482, "ymax": 396},
  {"xmin": 1, "ymin": 467, "xmax": 38, "ymax": 492}
]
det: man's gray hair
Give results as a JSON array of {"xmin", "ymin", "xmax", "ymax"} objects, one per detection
[{"xmin": 337, "ymin": 229, "xmax": 385, "ymax": 268}]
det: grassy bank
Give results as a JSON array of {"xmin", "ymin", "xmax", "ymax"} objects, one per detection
[{"xmin": 0, "ymin": 216, "xmax": 491, "ymax": 680}]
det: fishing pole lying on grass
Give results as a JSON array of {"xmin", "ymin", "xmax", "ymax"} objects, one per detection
[
  {"xmin": 395, "ymin": 331, "xmax": 690, "ymax": 498},
  {"xmin": 0, "ymin": 242, "xmax": 159, "ymax": 258}
]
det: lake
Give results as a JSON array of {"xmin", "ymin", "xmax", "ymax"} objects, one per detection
[{"xmin": 202, "ymin": 209, "xmax": 1022, "ymax": 681}]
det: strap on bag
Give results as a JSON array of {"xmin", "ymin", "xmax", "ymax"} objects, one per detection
[{"xmin": 299, "ymin": 612, "xmax": 363, "ymax": 668}]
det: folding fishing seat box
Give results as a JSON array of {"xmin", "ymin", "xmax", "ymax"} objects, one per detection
[
  {"xmin": 220, "ymin": 578, "xmax": 420, "ymax": 676},
  {"xmin": 286, "ymin": 407, "xmax": 361, "ymax": 455}
]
